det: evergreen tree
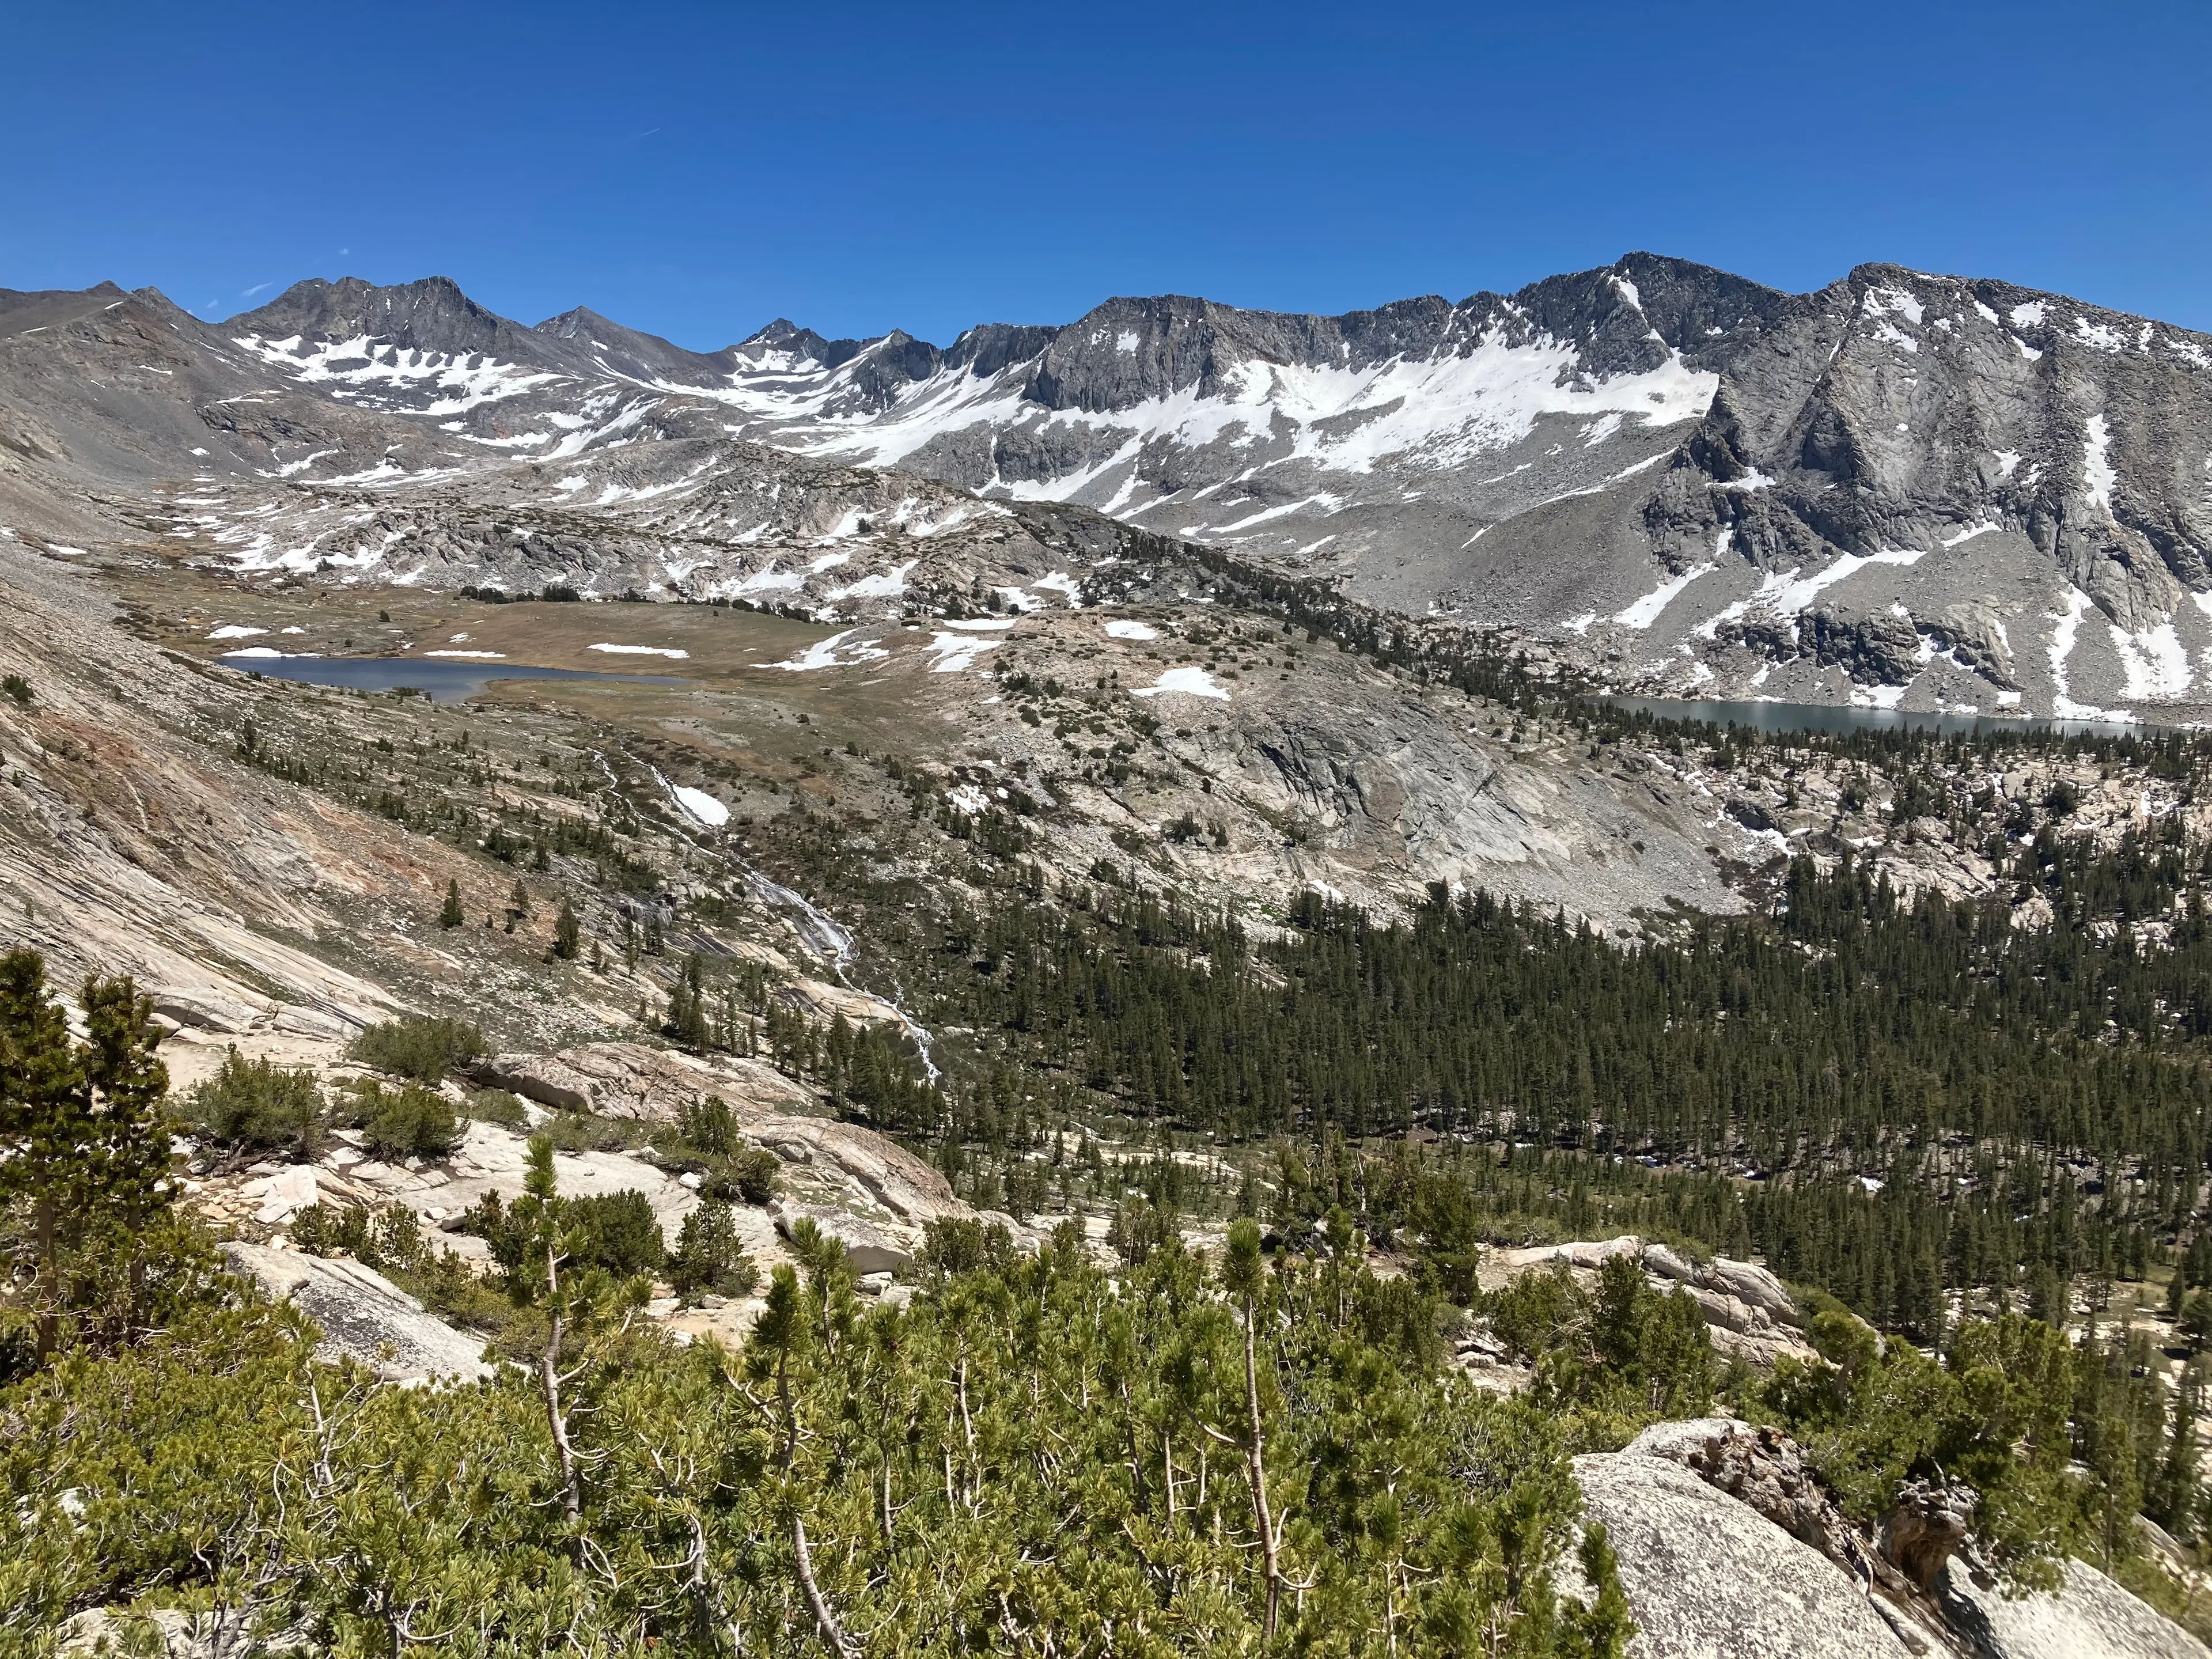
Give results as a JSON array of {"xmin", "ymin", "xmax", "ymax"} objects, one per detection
[
  {"xmin": 438, "ymin": 878, "xmax": 465, "ymax": 929},
  {"xmin": 0, "ymin": 950, "xmax": 175, "ymax": 1365}
]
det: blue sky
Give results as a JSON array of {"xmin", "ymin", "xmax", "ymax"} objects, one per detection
[{"xmin": 7, "ymin": 1, "xmax": 2209, "ymax": 347}]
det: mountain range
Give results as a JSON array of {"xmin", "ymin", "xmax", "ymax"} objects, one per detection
[{"xmin": 6, "ymin": 252, "xmax": 2212, "ymax": 718}]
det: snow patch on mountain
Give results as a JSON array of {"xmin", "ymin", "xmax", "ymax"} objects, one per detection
[{"xmin": 234, "ymin": 334, "xmax": 562, "ymax": 414}]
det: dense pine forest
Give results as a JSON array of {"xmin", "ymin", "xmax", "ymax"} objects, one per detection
[{"xmin": 775, "ymin": 808, "xmax": 2212, "ymax": 1343}]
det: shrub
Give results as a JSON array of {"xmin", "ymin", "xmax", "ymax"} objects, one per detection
[
  {"xmin": 566, "ymin": 1192, "xmax": 666, "ymax": 1278},
  {"xmin": 545, "ymin": 1110, "xmax": 632, "ymax": 1154},
  {"xmin": 696, "ymin": 1146, "xmax": 780, "ymax": 1206},
  {"xmin": 1487, "ymin": 1263, "xmax": 1583, "ymax": 1363},
  {"xmin": 1, "ymin": 674, "xmax": 31, "ymax": 707},
  {"xmin": 183, "ymin": 1047, "xmax": 323, "ymax": 1158},
  {"xmin": 468, "ymin": 1089, "xmax": 529, "ymax": 1127},
  {"xmin": 1107, "ymin": 1195, "xmax": 1172, "ymax": 1267},
  {"xmin": 668, "ymin": 1201, "xmax": 759, "ymax": 1300},
  {"xmin": 348, "ymin": 1015, "xmax": 486, "ymax": 1084},
  {"xmin": 920, "ymin": 1215, "xmax": 1016, "ymax": 1276},
  {"xmin": 293, "ymin": 1201, "xmax": 505, "ymax": 1331},
  {"xmin": 347, "ymin": 1080, "xmax": 462, "ymax": 1160},
  {"xmin": 677, "ymin": 1094, "xmax": 740, "ymax": 1157},
  {"xmin": 293, "ymin": 1199, "xmax": 426, "ymax": 1270},
  {"xmin": 466, "ymin": 1187, "xmax": 666, "ymax": 1281}
]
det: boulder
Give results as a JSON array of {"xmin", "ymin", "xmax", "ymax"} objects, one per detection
[
  {"xmin": 1702, "ymin": 1255, "xmax": 1800, "ymax": 1327},
  {"xmin": 1557, "ymin": 1236, "xmax": 1645, "ymax": 1269},
  {"xmin": 1937, "ymin": 1555, "xmax": 2210, "ymax": 1659},
  {"xmin": 222, "ymin": 1242, "xmax": 491, "ymax": 1384},
  {"xmin": 769, "ymin": 1197, "xmax": 916, "ymax": 1276},
  {"xmin": 238, "ymin": 1162, "xmax": 318, "ymax": 1226},
  {"xmin": 467, "ymin": 1051, "xmax": 593, "ymax": 1115},
  {"xmin": 1572, "ymin": 1448, "xmax": 1916, "ymax": 1657},
  {"xmin": 1621, "ymin": 1418, "xmax": 1884, "ymax": 1588}
]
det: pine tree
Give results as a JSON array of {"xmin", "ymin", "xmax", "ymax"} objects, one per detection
[
  {"xmin": 0, "ymin": 950, "xmax": 173, "ymax": 1362},
  {"xmin": 553, "ymin": 896, "xmax": 581, "ymax": 960},
  {"xmin": 438, "ymin": 879, "xmax": 465, "ymax": 929},
  {"xmin": 502, "ymin": 1134, "xmax": 646, "ymax": 1548}
]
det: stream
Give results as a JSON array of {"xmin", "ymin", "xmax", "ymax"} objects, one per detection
[{"xmin": 611, "ymin": 756, "xmax": 941, "ymax": 1082}]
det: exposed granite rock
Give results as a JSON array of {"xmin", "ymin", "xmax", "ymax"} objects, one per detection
[
  {"xmin": 768, "ymin": 1196, "xmax": 918, "ymax": 1277},
  {"xmin": 1938, "ymin": 1555, "xmax": 2210, "ymax": 1659},
  {"xmin": 222, "ymin": 1241, "xmax": 491, "ymax": 1384},
  {"xmin": 1588, "ymin": 1415, "xmax": 2207, "ymax": 1659},
  {"xmin": 1488, "ymin": 1236, "xmax": 1817, "ymax": 1368},
  {"xmin": 1571, "ymin": 1448, "xmax": 1915, "ymax": 1658},
  {"xmin": 465, "ymin": 1041, "xmax": 816, "ymax": 1124}
]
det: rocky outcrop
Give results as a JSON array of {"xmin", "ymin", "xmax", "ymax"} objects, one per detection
[
  {"xmin": 1579, "ymin": 1416, "xmax": 2210, "ymax": 1659},
  {"xmin": 1489, "ymin": 1236, "xmax": 1818, "ymax": 1367},
  {"xmin": 222, "ymin": 1241, "xmax": 491, "ymax": 1384},
  {"xmin": 1571, "ymin": 1446, "xmax": 1917, "ymax": 1658},
  {"xmin": 768, "ymin": 1196, "xmax": 918, "ymax": 1276},
  {"xmin": 211, "ymin": 1042, "xmax": 974, "ymax": 1286},
  {"xmin": 1938, "ymin": 1555, "xmax": 2210, "ymax": 1659},
  {"xmin": 465, "ymin": 1041, "xmax": 817, "ymax": 1123}
]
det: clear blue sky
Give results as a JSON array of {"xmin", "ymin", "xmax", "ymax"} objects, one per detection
[{"xmin": 7, "ymin": 0, "xmax": 2208, "ymax": 349}]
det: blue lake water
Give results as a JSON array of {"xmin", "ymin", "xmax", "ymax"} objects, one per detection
[
  {"xmin": 217, "ymin": 655, "xmax": 683, "ymax": 703},
  {"xmin": 1604, "ymin": 697, "xmax": 2157, "ymax": 739}
]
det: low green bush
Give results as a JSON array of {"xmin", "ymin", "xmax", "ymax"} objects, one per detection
[
  {"xmin": 468, "ymin": 1089, "xmax": 529, "ymax": 1127},
  {"xmin": 677, "ymin": 1094, "xmax": 740, "ymax": 1156},
  {"xmin": 465, "ymin": 1186, "xmax": 666, "ymax": 1281},
  {"xmin": 347, "ymin": 1014, "xmax": 486, "ymax": 1084},
  {"xmin": 182, "ymin": 1047, "xmax": 323, "ymax": 1158},
  {"xmin": 668, "ymin": 1200, "xmax": 758, "ymax": 1300},
  {"xmin": 336, "ymin": 1079, "xmax": 462, "ymax": 1160},
  {"xmin": 692, "ymin": 1146, "xmax": 780, "ymax": 1206},
  {"xmin": 291, "ymin": 1201, "xmax": 506, "ymax": 1331},
  {"xmin": 544, "ymin": 1110, "xmax": 634, "ymax": 1154}
]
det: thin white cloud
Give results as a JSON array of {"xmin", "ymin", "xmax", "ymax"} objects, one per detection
[{"xmin": 241, "ymin": 281, "xmax": 273, "ymax": 297}]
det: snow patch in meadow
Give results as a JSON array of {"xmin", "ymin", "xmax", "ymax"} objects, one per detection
[
  {"xmin": 207, "ymin": 624, "xmax": 266, "ymax": 639},
  {"xmin": 923, "ymin": 632, "xmax": 1002, "ymax": 673},
  {"xmin": 587, "ymin": 643, "xmax": 689, "ymax": 659},
  {"xmin": 1131, "ymin": 666, "xmax": 1230, "ymax": 701},
  {"xmin": 764, "ymin": 630, "xmax": 889, "ymax": 672},
  {"xmin": 1104, "ymin": 620, "xmax": 1158, "ymax": 641}
]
